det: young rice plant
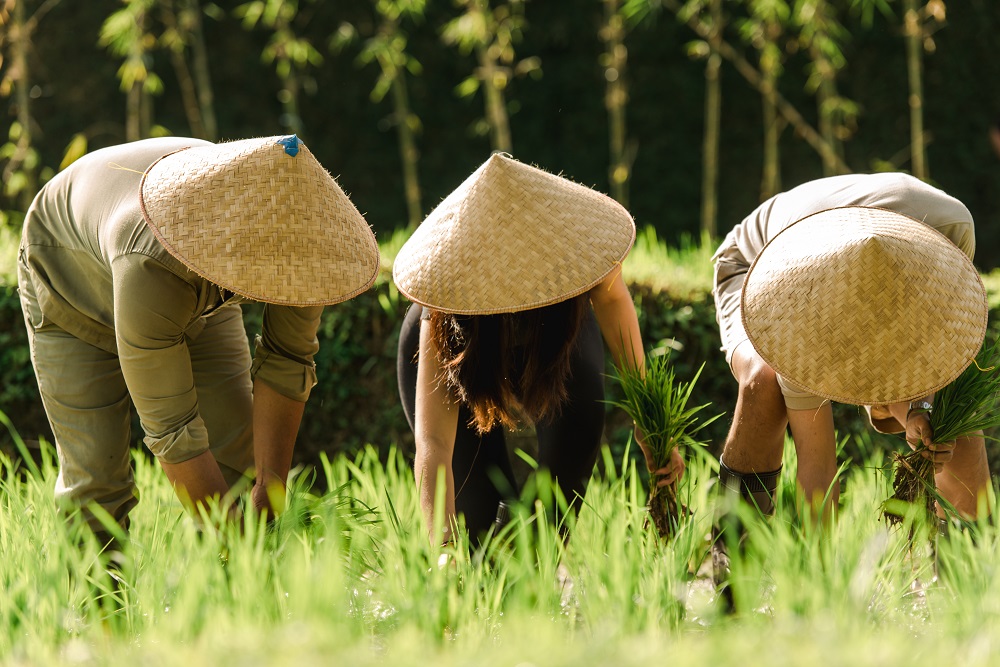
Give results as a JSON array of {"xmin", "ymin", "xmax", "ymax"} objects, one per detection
[
  {"xmin": 610, "ymin": 348, "xmax": 718, "ymax": 540},
  {"xmin": 884, "ymin": 334, "xmax": 1000, "ymax": 536}
]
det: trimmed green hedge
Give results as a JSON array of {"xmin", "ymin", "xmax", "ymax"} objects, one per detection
[{"xmin": 3, "ymin": 273, "xmax": 1000, "ymax": 479}]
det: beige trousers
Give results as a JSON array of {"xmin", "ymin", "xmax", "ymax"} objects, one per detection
[
  {"xmin": 712, "ymin": 239, "xmax": 827, "ymax": 411},
  {"xmin": 18, "ymin": 261, "xmax": 254, "ymax": 531}
]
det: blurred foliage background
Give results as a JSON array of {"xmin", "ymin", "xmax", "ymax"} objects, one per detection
[{"xmin": 3, "ymin": 1, "xmax": 1000, "ymax": 255}]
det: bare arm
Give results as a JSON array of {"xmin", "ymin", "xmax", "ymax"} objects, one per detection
[
  {"xmin": 787, "ymin": 404, "xmax": 838, "ymax": 519},
  {"xmin": 413, "ymin": 317, "xmax": 461, "ymax": 543},
  {"xmin": 887, "ymin": 397, "xmax": 990, "ymax": 518},
  {"xmin": 590, "ymin": 270, "xmax": 644, "ymax": 371},
  {"xmin": 251, "ymin": 378, "xmax": 306, "ymax": 517},
  {"xmin": 159, "ymin": 452, "xmax": 232, "ymax": 516},
  {"xmin": 589, "ymin": 270, "xmax": 684, "ymax": 483}
]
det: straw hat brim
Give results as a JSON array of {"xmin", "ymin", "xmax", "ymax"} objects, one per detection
[
  {"xmin": 140, "ymin": 137, "xmax": 380, "ymax": 307},
  {"xmin": 741, "ymin": 206, "xmax": 987, "ymax": 405},
  {"xmin": 392, "ymin": 153, "xmax": 636, "ymax": 314}
]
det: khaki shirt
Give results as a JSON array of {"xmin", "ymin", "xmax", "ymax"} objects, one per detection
[
  {"xmin": 20, "ymin": 137, "xmax": 322, "ymax": 459},
  {"xmin": 719, "ymin": 172, "xmax": 975, "ymax": 267}
]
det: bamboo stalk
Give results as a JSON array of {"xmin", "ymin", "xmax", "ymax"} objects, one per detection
[
  {"xmin": 660, "ymin": 0, "xmax": 851, "ymax": 175},
  {"xmin": 903, "ymin": 0, "xmax": 927, "ymax": 180},
  {"xmin": 700, "ymin": 0, "xmax": 722, "ymax": 238}
]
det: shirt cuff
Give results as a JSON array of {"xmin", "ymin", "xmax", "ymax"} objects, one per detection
[
  {"xmin": 143, "ymin": 415, "xmax": 210, "ymax": 464},
  {"xmin": 251, "ymin": 335, "xmax": 317, "ymax": 402},
  {"xmin": 866, "ymin": 405, "xmax": 904, "ymax": 434}
]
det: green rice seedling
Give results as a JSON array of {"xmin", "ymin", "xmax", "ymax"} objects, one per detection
[
  {"xmin": 883, "ymin": 334, "xmax": 1000, "ymax": 536},
  {"xmin": 610, "ymin": 348, "xmax": 719, "ymax": 540}
]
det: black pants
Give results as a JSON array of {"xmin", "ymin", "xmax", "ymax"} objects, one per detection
[{"xmin": 397, "ymin": 302, "xmax": 607, "ymax": 536}]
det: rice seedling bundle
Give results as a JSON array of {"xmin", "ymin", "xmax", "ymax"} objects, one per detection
[
  {"xmin": 611, "ymin": 351, "xmax": 717, "ymax": 540},
  {"xmin": 883, "ymin": 334, "xmax": 1000, "ymax": 531}
]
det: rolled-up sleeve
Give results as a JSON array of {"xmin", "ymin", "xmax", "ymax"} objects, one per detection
[
  {"xmin": 865, "ymin": 405, "xmax": 904, "ymax": 434},
  {"xmin": 251, "ymin": 304, "xmax": 323, "ymax": 402},
  {"xmin": 112, "ymin": 254, "xmax": 210, "ymax": 464},
  {"xmin": 935, "ymin": 221, "xmax": 975, "ymax": 262}
]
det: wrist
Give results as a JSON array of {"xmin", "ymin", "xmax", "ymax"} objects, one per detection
[{"xmin": 907, "ymin": 399, "xmax": 933, "ymax": 419}]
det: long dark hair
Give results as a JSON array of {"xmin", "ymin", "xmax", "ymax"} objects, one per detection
[{"xmin": 430, "ymin": 295, "xmax": 589, "ymax": 434}]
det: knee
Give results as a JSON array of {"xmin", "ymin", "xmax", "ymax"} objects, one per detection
[{"xmin": 736, "ymin": 358, "xmax": 782, "ymax": 405}]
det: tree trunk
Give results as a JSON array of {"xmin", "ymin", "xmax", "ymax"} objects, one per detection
[
  {"xmin": 282, "ymin": 74, "xmax": 303, "ymax": 136},
  {"xmin": 271, "ymin": 8, "xmax": 303, "ymax": 136},
  {"xmin": 903, "ymin": 0, "xmax": 927, "ymax": 180},
  {"xmin": 390, "ymin": 73, "xmax": 422, "ymax": 228},
  {"xmin": 126, "ymin": 83, "xmax": 141, "ymax": 142},
  {"xmin": 161, "ymin": 0, "xmax": 207, "ymax": 138},
  {"xmin": 140, "ymin": 71, "xmax": 153, "ymax": 138},
  {"xmin": 662, "ymin": 0, "xmax": 849, "ymax": 175},
  {"xmin": 476, "ymin": 42, "xmax": 512, "ymax": 153},
  {"xmin": 186, "ymin": 0, "xmax": 218, "ymax": 141},
  {"xmin": 761, "ymin": 66, "xmax": 780, "ymax": 200},
  {"xmin": 602, "ymin": 0, "xmax": 630, "ymax": 207},
  {"xmin": 814, "ymin": 55, "xmax": 842, "ymax": 177},
  {"xmin": 123, "ymin": 5, "xmax": 148, "ymax": 141},
  {"xmin": 700, "ymin": 0, "xmax": 723, "ymax": 238},
  {"xmin": 10, "ymin": 0, "xmax": 37, "ymax": 210}
]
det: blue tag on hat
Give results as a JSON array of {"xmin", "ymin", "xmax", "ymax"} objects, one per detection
[{"xmin": 277, "ymin": 134, "xmax": 300, "ymax": 157}]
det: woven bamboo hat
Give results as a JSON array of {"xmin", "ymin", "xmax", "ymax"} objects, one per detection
[
  {"xmin": 140, "ymin": 135, "xmax": 379, "ymax": 306},
  {"xmin": 392, "ymin": 153, "xmax": 636, "ymax": 314},
  {"xmin": 741, "ymin": 206, "xmax": 987, "ymax": 405}
]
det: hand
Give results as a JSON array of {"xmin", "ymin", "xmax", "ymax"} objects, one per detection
[
  {"xmin": 652, "ymin": 448, "xmax": 686, "ymax": 487},
  {"xmin": 634, "ymin": 425, "xmax": 686, "ymax": 487},
  {"xmin": 251, "ymin": 478, "xmax": 286, "ymax": 521},
  {"xmin": 905, "ymin": 409, "xmax": 955, "ymax": 472}
]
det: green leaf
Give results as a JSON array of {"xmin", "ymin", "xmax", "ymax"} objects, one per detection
[{"xmin": 60, "ymin": 135, "xmax": 88, "ymax": 171}]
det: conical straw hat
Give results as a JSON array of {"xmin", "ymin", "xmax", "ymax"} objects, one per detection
[
  {"xmin": 742, "ymin": 206, "xmax": 987, "ymax": 405},
  {"xmin": 392, "ymin": 153, "xmax": 636, "ymax": 314},
  {"xmin": 140, "ymin": 135, "xmax": 379, "ymax": 306}
]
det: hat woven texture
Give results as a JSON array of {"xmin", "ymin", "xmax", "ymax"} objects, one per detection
[
  {"xmin": 140, "ymin": 135, "xmax": 379, "ymax": 306},
  {"xmin": 392, "ymin": 153, "xmax": 636, "ymax": 314},
  {"xmin": 742, "ymin": 206, "xmax": 987, "ymax": 405}
]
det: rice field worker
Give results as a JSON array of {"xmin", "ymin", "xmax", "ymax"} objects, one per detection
[
  {"xmin": 394, "ymin": 153, "xmax": 683, "ymax": 544},
  {"xmin": 16, "ymin": 135, "xmax": 379, "ymax": 541},
  {"xmin": 710, "ymin": 173, "xmax": 990, "ymax": 584}
]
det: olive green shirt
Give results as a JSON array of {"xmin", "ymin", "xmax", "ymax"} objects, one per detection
[{"xmin": 20, "ymin": 137, "xmax": 322, "ymax": 461}]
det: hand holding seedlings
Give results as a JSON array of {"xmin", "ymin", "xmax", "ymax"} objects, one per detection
[
  {"xmin": 885, "ymin": 334, "xmax": 1000, "ymax": 532},
  {"xmin": 612, "ymin": 352, "xmax": 716, "ymax": 539},
  {"xmin": 635, "ymin": 424, "xmax": 686, "ymax": 487},
  {"xmin": 905, "ymin": 409, "xmax": 955, "ymax": 472}
]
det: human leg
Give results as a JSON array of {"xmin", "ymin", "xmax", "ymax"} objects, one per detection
[
  {"xmin": 397, "ymin": 302, "xmax": 422, "ymax": 434},
  {"xmin": 720, "ymin": 341, "xmax": 788, "ymax": 473},
  {"xmin": 712, "ymin": 342, "xmax": 787, "ymax": 598},
  {"xmin": 450, "ymin": 411, "xmax": 518, "ymax": 537},
  {"xmin": 19, "ymin": 304, "xmax": 137, "ymax": 533}
]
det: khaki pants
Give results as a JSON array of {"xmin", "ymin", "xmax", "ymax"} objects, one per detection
[
  {"xmin": 18, "ymin": 262, "xmax": 254, "ymax": 531},
  {"xmin": 712, "ymin": 236, "xmax": 826, "ymax": 411}
]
